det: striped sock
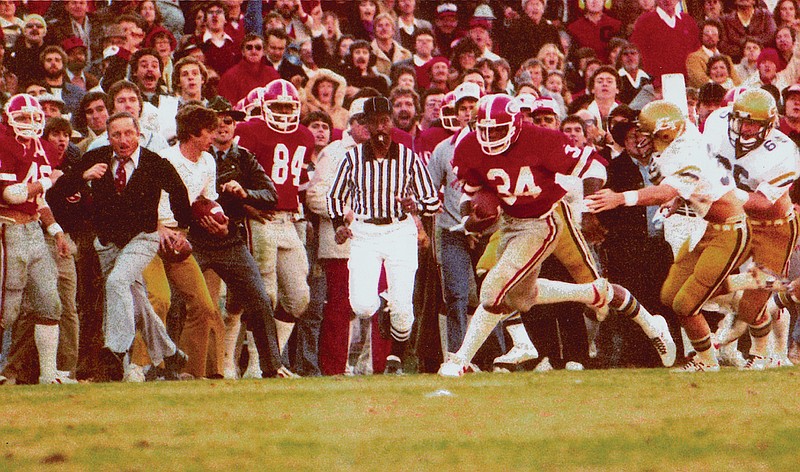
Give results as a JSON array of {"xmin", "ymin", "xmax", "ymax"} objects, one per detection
[
  {"xmin": 615, "ymin": 288, "xmax": 658, "ymax": 338},
  {"xmin": 503, "ymin": 313, "xmax": 533, "ymax": 347},
  {"xmin": 749, "ymin": 314, "xmax": 772, "ymax": 357},
  {"xmin": 691, "ymin": 334, "xmax": 717, "ymax": 365}
]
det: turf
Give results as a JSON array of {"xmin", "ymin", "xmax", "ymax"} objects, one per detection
[{"xmin": 1, "ymin": 368, "xmax": 799, "ymax": 471}]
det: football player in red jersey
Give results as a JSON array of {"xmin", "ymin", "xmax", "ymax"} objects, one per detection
[
  {"xmin": 0, "ymin": 94, "xmax": 74, "ymax": 384},
  {"xmin": 439, "ymin": 94, "xmax": 672, "ymax": 377},
  {"xmin": 234, "ymin": 79, "xmax": 313, "ymax": 376}
]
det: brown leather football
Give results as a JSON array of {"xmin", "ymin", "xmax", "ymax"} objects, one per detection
[
  {"xmin": 471, "ymin": 189, "xmax": 502, "ymax": 219},
  {"xmin": 191, "ymin": 196, "xmax": 227, "ymax": 225}
]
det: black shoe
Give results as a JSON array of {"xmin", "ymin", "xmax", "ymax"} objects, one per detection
[
  {"xmin": 383, "ymin": 355, "xmax": 403, "ymax": 375},
  {"xmin": 163, "ymin": 349, "xmax": 188, "ymax": 380},
  {"xmin": 377, "ymin": 294, "xmax": 391, "ymax": 340}
]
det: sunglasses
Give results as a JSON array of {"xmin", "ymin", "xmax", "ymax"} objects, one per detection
[{"xmin": 245, "ymin": 44, "xmax": 263, "ymax": 51}]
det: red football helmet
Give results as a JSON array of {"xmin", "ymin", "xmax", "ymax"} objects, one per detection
[
  {"xmin": 722, "ymin": 86, "xmax": 750, "ymax": 106},
  {"xmin": 243, "ymin": 87, "xmax": 265, "ymax": 119},
  {"xmin": 5, "ymin": 93, "xmax": 45, "ymax": 139},
  {"xmin": 474, "ymin": 94, "xmax": 522, "ymax": 155},
  {"xmin": 439, "ymin": 91, "xmax": 459, "ymax": 131},
  {"xmin": 261, "ymin": 79, "xmax": 301, "ymax": 133}
]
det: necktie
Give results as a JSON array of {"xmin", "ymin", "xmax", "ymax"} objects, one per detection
[{"xmin": 114, "ymin": 156, "xmax": 129, "ymax": 193}]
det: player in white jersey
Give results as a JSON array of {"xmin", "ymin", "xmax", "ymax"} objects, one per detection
[
  {"xmin": 588, "ymin": 100, "xmax": 752, "ymax": 372},
  {"xmin": 703, "ymin": 89, "xmax": 800, "ymax": 369}
]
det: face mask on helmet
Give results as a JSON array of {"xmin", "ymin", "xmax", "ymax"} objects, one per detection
[
  {"xmin": 440, "ymin": 104, "xmax": 458, "ymax": 131},
  {"xmin": 474, "ymin": 95, "xmax": 521, "ymax": 155},
  {"xmin": 264, "ymin": 99, "xmax": 300, "ymax": 133},
  {"xmin": 637, "ymin": 100, "xmax": 686, "ymax": 155},
  {"xmin": 727, "ymin": 89, "xmax": 776, "ymax": 156},
  {"xmin": 5, "ymin": 95, "xmax": 45, "ymax": 140}
]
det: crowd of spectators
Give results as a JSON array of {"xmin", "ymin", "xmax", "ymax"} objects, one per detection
[{"xmin": 1, "ymin": 0, "xmax": 800, "ymax": 384}]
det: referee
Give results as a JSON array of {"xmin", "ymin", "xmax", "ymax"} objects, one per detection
[{"xmin": 327, "ymin": 96, "xmax": 440, "ymax": 374}]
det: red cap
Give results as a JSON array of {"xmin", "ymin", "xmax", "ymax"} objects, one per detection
[{"xmin": 61, "ymin": 36, "xmax": 86, "ymax": 53}]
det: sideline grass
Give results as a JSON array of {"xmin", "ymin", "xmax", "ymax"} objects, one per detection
[{"xmin": 1, "ymin": 368, "xmax": 799, "ymax": 471}]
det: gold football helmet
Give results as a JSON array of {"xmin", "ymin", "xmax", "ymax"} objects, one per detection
[
  {"xmin": 637, "ymin": 100, "xmax": 686, "ymax": 153},
  {"xmin": 728, "ymin": 88, "xmax": 777, "ymax": 156}
]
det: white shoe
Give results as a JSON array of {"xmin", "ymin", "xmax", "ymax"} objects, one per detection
[
  {"xmin": 671, "ymin": 357, "xmax": 720, "ymax": 373},
  {"xmin": 40, "ymin": 373, "xmax": 79, "ymax": 385},
  {"xmin": 717, "ymin": 344, "xmax": 746, "ymax": 367},
  {"xmin": 589, "ymin": 279, "xmax": 613, "ymax": 322},
  {"xmin": 534, "ymin": 357, "xmax": 553, "ymax": 372},
  {"xmin": 740, "ymin": 354, "xmax": 768, "ymax": 371},
  {"xmin": 493, "ymin": 343, "xmax": 539, "ymax": 367},
  {"xmin": 565, "ymin": 361, "xmax": 584, "ymax": 371},
  {"xmin": 242, "ymin": 365, "xmax": 262, "ymax": 379},
  {"xmin": 223, "ymin": 367, "xmax": 238, "ymax": 380},
  {"xmin": 766, "ymin": 355, "xmax": 794, "ymax": 368},
  {"xmin": 438, "ymin": 352, "xmax": 469, "ymax": 377},
  {"xmin": 123, "ymin": 363, "xmax": 146, "ymax": 383},
  {"xmin": 650, "ymin": 316, "xmax": 677, "ymax": 367},
  {"xmin": 275, "ymin": 366, "xmax": 300, "ymax": 378},
  {"xmin": 588, "ymin": 340, "xmax": 598, "ymax": 359}
]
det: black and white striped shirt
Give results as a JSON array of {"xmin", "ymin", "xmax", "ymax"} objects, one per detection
[{"xmin": 327, "ymin": 141, "xmax": 440, "ymax": 228}]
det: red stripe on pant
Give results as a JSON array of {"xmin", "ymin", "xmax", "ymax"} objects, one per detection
[{"xmin": 492, "ymin": 214, "xmax": 558, "ymax": 308}]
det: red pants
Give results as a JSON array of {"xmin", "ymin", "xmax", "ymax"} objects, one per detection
[{"xmin": 319, "ymin": 259, "xmax": 391, "ymax": 375}]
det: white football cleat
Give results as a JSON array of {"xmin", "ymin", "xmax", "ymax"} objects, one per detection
[
  {"xmin": 766, "ymin": 355, "xmax": 793, "ymax": 368},
  {"xmin": 223, "ymin": 367, "xmax": 238, "ymax": 380},
  {"xmin": 438, "ymin": 353, "xmax": 469, "ymax": 377},
  {"xmin": 650, "ymin": 315, "xmax": 677, "ymax": 367},
  {"xmin": 740, "ymin": 354, "xmax": 768, "ymax": 371},
  {"xmin": 534, "ymin": 357, "xmax": 553, "ymax": 372},
  {"xmin": 671, "ymin": 357, "xmax": 720, "ymax": 373},
  {"xmin": 565, "ymin": 361, "xmax": 584, "ymax": 371},
  {"xmin": 40, "ymin": 373, "xmax": 79, "ymax": 385},
  {"xmin": 492, "ymin": 343, "xmax": 539, "ymax": 371},
  {"xmin": 717, "ymin": 344, "xmax": 746, "ymax": 367},
  {"xmin": 589, "ymin": 278, "xmax": 613, "ymax": 322}
]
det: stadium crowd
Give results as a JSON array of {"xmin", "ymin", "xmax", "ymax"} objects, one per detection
[{"xmin": 1, "ymin": 0, "xmax": 800, "ymax": 384}]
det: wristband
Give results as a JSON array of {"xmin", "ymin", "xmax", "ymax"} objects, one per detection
[
  {"xmin": 39, "ymin": 177, "xmax": 53, "ymax": 192},
  {"xmin": 47, "ymin": 223, "xmax": 63, "ymax": 236},
  {"xmin": 623, "ymin": 190, "xmax": 639, "ymax": 207}
]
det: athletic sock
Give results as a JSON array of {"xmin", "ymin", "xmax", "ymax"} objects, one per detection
[
  {"xmin": 503, "ymin": 312, "xmax": 533, "ymax": 347},
  {"xmin": 222, "ymin": 313, "xmax": 241, "ymax": 375},
  {"xmin": 749, "ymin": 314, "xmax": 772, "ymax": 358},
  {"xmin": 614, "ymin": 288, "xmax": 658, "ymax": 337},
  {"xmin": 455, "ymin": 305, "xmax": 503, "ymax": 363},
  {"xmin": 245, "ymin": 330, "xmax": 261, "ymax": 372},
  {"xmin": 770, "ymin": 305, "xmax": 790, "ymax": 357},
  {"xmin": 35, "ymin": 323, "xmax": 60, "ymax": 382},
  {"xmin": 691, "ymin": 334, "xmax": 717, "ymax": 365}
]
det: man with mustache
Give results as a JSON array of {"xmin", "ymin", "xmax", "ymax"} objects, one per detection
[
  {"xmin": 129, "ymin": 48, "xmax": 179, "ymax": 143},
  {"xmin": 39, "ymin": 45, "xmax": 85, "ymax": 116},
  {"xmin": 390, "ymin": 87, "xmax": 420, "ymax": 137}
]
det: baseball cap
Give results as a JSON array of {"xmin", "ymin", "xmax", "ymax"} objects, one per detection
[
  {"xmin": 349, "ymin": 97, "xmax": 368, "ymax": 120},
  {"xmin": 783, "ymin": 84, "xmax": 800, "ymax": 102},
  {"xmin": 532, "ymin": 96, "xmax": 559, "ymax": 115},
  {"xmin": 61, "ymin": 36, "xmax": 86, "ymax": 53},
  {"xmin": 757, "ymin": 48, "xmax": 781, "ymax": 66},
  {"xmin": 437, "ymin": 3, "xmax": 457, "ymax": 17},
  {"xmin": 207, "ymin": 95, "xmax": 245, "ymax": 121},
  {"xmin": 37, "ymin": 93, "xmax": 66, "ymax": 111},
  {"xmin": 453, "ymin": 82, "xmax": 481, "ymax": 106},
  {"xmin": 473, "ymin": 4, "xmax": 496, "ymax": 20},
  {"xmin": 362, "ymin": 96, "xmax": 392, "ymax": 119}
]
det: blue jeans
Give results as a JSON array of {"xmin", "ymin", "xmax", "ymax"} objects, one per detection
[
  {"xmin": 192, "ymin": 242, "xmax": 283, "ymax": 374},
  {"xmin": 292, "ymin": 261, "xmax": 325, "ymax": 376},
  {"xmin": 439, "ymin": 229, "xmax": 473, "ymax": 352}
]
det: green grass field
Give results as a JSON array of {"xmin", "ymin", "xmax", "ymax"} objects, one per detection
[{"xmin": 2, "ymin": 368, "xmax": 799, "ymax": 471}]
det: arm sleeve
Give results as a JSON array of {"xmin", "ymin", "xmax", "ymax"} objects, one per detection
[
  {"xmin": 410, "ymin": 153, "xmax": 440, "ymax": 216},
  {"xmin": 326, "ymin": 153, "xmax": 353, "ymax": 228},
  {"xmin": 161, "ymin": 160, "xmax": 192, "ymax": 229},
  {"xmin": 240, "ymin": 149, "xmax": 278, "ymax": 210}
]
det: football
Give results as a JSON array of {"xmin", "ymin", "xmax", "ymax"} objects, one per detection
[
  {"xmin": 471, "ymin": 189, "xmax": 502, "ymax": 219},
  {"xmin": 192, "ymin": 196, "xmax": 227, "ymax": 225},
  {"xmin": 158, "ymin": 237, "xmax": 193, "ymax": 263}
]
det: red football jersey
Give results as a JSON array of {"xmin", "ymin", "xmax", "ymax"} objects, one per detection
[
  {"xmin": 0, "ymin": 131, "xmax": 58, "ymax": 215},
  {"xmin": 235, "ymin": 119, "xmax": 315, "ymax": 212},
  {"xmin": 452, "ymin": 122, "xmax": 582, "ymax": 219},
  {"xmin": 414, "ymin": 126, "xmax": 453, "ymax": 166}
]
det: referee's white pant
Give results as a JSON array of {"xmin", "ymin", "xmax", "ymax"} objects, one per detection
[{"xmin": 348, "ymin": 217, "xmax": 418, "ymax": 342}]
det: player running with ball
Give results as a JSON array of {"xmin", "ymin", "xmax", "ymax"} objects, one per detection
[{"xmin": 438, "ymin": 94, "xmax": 674, "ymax": 377}]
